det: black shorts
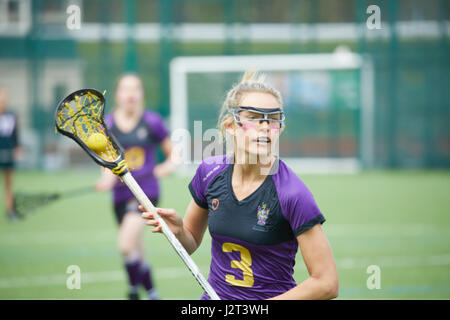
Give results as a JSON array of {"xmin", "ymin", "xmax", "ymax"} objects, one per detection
[
  {"xmin": 0, "ymin": 162, "xmax": 13, "ymax": 170},
  {"xmin": 0, "ymin": 149, "xmax": 14, "ymax": 170},
  {"xmin": 113, "ymin": 197, "xmax": 159, "ymax": 225}
]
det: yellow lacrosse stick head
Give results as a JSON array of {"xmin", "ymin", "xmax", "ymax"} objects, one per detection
[{"xmin": 55, "ymin": 88, "xmax": 128, "ymax": 176}]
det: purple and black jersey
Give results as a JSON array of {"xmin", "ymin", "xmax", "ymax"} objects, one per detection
[
  {"xmin": 105, "ymin": 110, "xmax": 169, "ymax": 204},
  {"xmin": 189, "ymin": 155, "xmax": 325, "ymax": 300}
]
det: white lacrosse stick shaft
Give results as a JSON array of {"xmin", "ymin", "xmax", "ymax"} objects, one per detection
[{"xmin": 121, "ymin": 171, "xmax": 220, "ymax": 300}]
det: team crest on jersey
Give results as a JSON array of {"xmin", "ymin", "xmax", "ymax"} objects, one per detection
[
  {"xmin": 253, "ymin": 202, "xmax": 271, "ymax": 232},
  {"xmin": 137, "ymin": 127, "xmax": 148, "ymax": 140},
  {"xmin": 256, "ymin": 202, "xmax": 270, "ymax": 226}
]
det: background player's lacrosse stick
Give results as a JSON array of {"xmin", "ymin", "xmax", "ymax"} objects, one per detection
[
  {"xmin": 54, "ymin": 88, "xmax": 220, "ymax": 300},
  {"xmin": 13, "ymin": 185, "xmax": 93, "ymax": 218},
  {"xmin": 12, "ymin": 170, "xmax": 157, "ymax": 218}
]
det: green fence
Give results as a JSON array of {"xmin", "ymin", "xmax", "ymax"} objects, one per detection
[{"xmin": 0, "ymin": 0, "xmax": 448, "ymax": 168}]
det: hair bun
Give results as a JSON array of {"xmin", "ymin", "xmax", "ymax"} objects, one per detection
[{"xmin": 241, "ymin": 69, "xmax": 266, "ymax": 83}]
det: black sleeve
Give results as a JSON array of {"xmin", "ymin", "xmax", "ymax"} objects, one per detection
[
  {"xmin": 188, "ymin": 181, "xmax": 208, "ymax": 209},
  {"xmin": 293, "ymin": 214, "xmax": 326, "ymax": 237}
]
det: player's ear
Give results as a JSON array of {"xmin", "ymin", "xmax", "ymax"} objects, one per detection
[
  {"xmin": 225, "ymin": 126, "xmax": 235, "ymax": 137},
  {"xmin": 224, "ymin": 117, "xmax": 236, "ymax": 137}
]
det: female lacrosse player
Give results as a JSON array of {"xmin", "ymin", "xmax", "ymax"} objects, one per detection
[
  {"xmin": 96, "ymin": 74, "xmax": 176, "ymax": 300},
  {"xmin": 0, "ymin": 88, "xmax": 22, "ymax": 221},
  {"xmin": 141, "ymin": 71, "xmax": 338, "ymax": 300}
]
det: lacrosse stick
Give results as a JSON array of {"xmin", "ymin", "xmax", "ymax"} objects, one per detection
[
  {"xmin": 13, "ymin": 185, "xmax": 93, "ymax": 218},
  {"xmin": 54, "ymin": 88, "xmax": 219, "ymax": 300}
]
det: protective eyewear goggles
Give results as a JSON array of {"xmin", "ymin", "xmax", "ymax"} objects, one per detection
[{"xmin": 229, "ymin": 106, "xmax": 285, "ymax": 128}]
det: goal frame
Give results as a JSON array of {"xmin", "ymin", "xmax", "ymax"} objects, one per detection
[{"xmin": 169, "ymin": 52, "xmax": 374, "ymax": 173}]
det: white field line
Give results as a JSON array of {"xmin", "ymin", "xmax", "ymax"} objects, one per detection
[
  {"xmin": 0, "ymin": 224, "xmax": 448, "ymax": 246},
  {"xmin": 0, "ymin": 266, "xmax": 203, "ymax": 289},
  {"xmin": 323, "ymin": 224, "xmax": 450, "ymax": 237},
  {"xmin": 334, "ymin": 253, "xmax": 450, "ymax": 270},
  {"xmin": 0, "ymin": 230, "xmax": 115, "ymax": 246},
  {"xmin": 1, "ymin": 254, "xmax": 450, "ymax": 289}
]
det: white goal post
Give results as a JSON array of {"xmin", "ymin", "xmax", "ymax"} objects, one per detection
[{"xmin": 169, "ymin": 51, "xmax": 374, "ymax": 174}]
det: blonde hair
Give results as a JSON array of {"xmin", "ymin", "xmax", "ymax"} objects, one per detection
[
  {"xmin": 115, "ymin": 72, "xmax": 143, "ymax": 91},
  {"xmin": 217, "ymin": 70, "xmax": 283, "ymax": 140},
  {"xmin": 114, "ymin": 73, "xmax": 146, "ymax": 110}
]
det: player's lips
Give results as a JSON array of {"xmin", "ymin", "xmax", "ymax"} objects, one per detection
[{"xmin": 253, "ymin": 136, "xmax": 271, "ymax": 144}]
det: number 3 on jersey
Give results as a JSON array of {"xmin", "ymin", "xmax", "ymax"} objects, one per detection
[{"xmin": 222, "ymin": 242, "xmax": 254, "ymax": 287}]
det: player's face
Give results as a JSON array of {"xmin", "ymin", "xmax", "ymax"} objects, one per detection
[
  {"xmin": 231, "ymin": 92, "xmax": 282, "ymax": 162},
  {"xmin": 115, "ymin": 75, "xmax": 144, "ymax": 114}
]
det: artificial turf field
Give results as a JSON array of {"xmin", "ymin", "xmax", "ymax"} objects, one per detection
[{"xmin": 0, "ymin": 169, "xmax": 449, "ymax": 299}]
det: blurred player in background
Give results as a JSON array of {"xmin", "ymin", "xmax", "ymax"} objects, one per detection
[
  {"xmin": 142, "ymin": 71, "xmax": 338, "ymax": 300},
  {"xmin": 0, "ymin": 88, "xmax": 22, "ymax": 221},
  {"xmin": 96, "ymin": 74, "xmax": 177, "ymax": 300}
]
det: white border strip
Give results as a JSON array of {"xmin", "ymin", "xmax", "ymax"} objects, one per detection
[{"xmin": 24, "ymin": 21, "xmax": 450, "ymax": 42}]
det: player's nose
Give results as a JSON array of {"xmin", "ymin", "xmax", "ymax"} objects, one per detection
[{"xmin": 259, "ymin": 120, "xmax": 270, "ymax": 130}]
